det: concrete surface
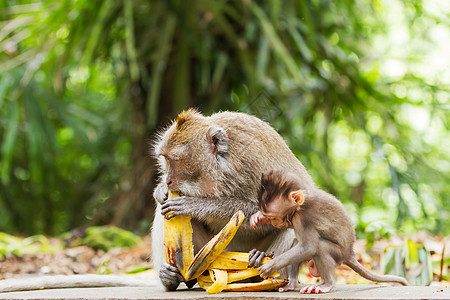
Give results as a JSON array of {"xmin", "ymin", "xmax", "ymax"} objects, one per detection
[{"xmin": 0, "ymin": 282, "xmax": 449, "ymax": 300}]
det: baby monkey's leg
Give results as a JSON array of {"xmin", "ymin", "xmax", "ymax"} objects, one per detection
[
  {"xmin": 300, "ymin": 250, "xmax": 337, "ymax": 294},
  {"xmin": 278, "ymin": 263, "xmax": 300, "ymax": 292}
]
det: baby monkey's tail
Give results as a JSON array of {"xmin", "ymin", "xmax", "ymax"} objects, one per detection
[{"xmin": 345, "ymin": 256, "xmax": 409, "ymax": 286}]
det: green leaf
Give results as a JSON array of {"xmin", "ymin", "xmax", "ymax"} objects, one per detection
[
  {"xmin": 1, "ymin": 99, "xmax": 19, "ymax": 185},
  {"xmin": 126, "ymin": 267, "xmax": 151, "ymax": 274},
  {"xmin": 0, "ymin": 232, "xmax": 62, "ymax": 257},
  {"xmin": 212, "ymin": 52, "xmax": 229, "ymax": 88},
  {"xmin": 405, "ymin": 239, "xmax": 419, "ymax": 270},
  {"xmin": 124, "ymin": 0, "xmax": 139, "ymax": 82},
  {"xmin": 81, "ymin": 0, "xmax": 114, "ymax": 66},
  {"xmin": 79, "ymin": 226, "xmax": 141, "ymax": 251},
  {"xmin": 251, "ymin": 4, "xmax": 303, "ymax": 83},
  {"xmin": 147, "ymin": 13, "xmax": 176, "ymax": 128},
  {"xmin": 97, "ymin": 261, "xmax": 110, "ymax": 275},
  {"xmin": 382, "ymin": 240, "xmax": 432, "ymax": 286},
  {"xmin": 0, "ymin": 76, "xmax": 10, "ymax": 110},
  {"xmin": 416, "ymin": 248, "xmax": 432, "ymax": 286}
]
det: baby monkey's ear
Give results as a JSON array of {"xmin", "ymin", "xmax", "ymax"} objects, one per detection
[{"xmin": 289, "ymin": 190, "xmax": 305, "ymax": 206}]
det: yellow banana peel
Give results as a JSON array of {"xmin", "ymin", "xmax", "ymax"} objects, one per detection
[
  {"xmin": 221, "ymin": 278, "xmax": 289, "ymax": 292},
  {"xmin": 197, "ymin": 254, "xmax": 284, "ymax": 294},
  {"xmin": 227, "ymin": 268, "xmax": 260, "ymax": 282},
  {"xmin": 163, "ymin": 191, "xmax": 287, "ymax": 293},
  {"xmin": 210, "ymin": 251, "xmax": 273, "ymax": 270},
  {"xmin": 163, "ymin": 191, "xmax": 194, "ymax": 278},
  {"xmin": 184, "ymin": 210, "xmax": 245, "ymax": 281},
  {"xmin": 206, "ymin": 269, "xmax": 228, "ymax": 294},
  {"xmin": 198, "ymin": 269, "xmax": 287, "ymax": 293}
]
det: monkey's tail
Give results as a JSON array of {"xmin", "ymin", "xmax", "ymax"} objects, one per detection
[{"xmin": 345, "ymin": 257, "xmax": 409, "ymax": 286}]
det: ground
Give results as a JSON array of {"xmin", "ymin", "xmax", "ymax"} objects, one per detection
[
  {"xmin": 0, "ymin": 284, "xmax": 449, "ymax": 300},
  {"xmin": 0, "ymin": 236, "xmax": 155, "ymax": 281},
  {"xmin": 0, "ymin": 232, "xmax": 448, "ymax": 298}
]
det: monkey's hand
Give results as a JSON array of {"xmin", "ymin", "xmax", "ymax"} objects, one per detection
[
  {"xmin": 160, "ymin": 196, "xmax": 189, "ymax": 219},
  {"xmin": 153, "ymin": 182, "xmax": 168, "ymax": 204},
  {"xmin": 258, "ymin": 259, "xmax": 277, "ymax": 279},
  {"xmin": 248, "ymin": 249, "xmax": 271, "ymax": 268},
  {"xmin": 159, "ymin": 262, "xmax": 183, "ymax": 291},
  {"xmin": 250, "ymin": 211, "xmax": 271, "ymax": 229}
]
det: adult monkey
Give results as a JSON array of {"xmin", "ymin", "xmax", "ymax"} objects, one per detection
[{"xmin": 152, "ymin": 109, "xmax": 317, "ymax": 291}]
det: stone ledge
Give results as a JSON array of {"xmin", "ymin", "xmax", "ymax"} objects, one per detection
[{"xmin": 0, "ymin": 284, "xmax": 448, "ymax": 300}]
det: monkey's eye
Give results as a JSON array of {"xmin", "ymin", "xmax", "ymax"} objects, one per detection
[
  {"xmin": 160, "ymin": 154, "xmax": 170, "ymax": 165},
  {"xmin": 161, "ymin": 154, "xmax": 180, "ymax": 164}
]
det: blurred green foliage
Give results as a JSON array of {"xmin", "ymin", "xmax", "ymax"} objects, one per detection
[
  {"xmin": 383, "ymin": 240, "xmax": 433, "ymax": 285},
  {"xmin": 96, "ymin": 261, "xmax": 112, "ymax": 275},
  {"xmin": 0, "ymin": 0, "xmax": 448, "ymax": 236},
  {"xmin": 77, "ymin": 226, "xmax": 142, "ymax": 252},
  {"xmin": 0, "ymin": 232, "xmax": 62, "ymax": 258}
]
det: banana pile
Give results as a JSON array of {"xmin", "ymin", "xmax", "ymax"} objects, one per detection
[{"xmin": 163, "ymin": 191, "xmax": 288, "ymax": 294}]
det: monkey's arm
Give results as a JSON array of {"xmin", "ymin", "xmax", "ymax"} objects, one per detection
[
  {"xmin": 258, "ymin": 242, "xmax": 316, "ymax": 279},
  {"xmin": 161, "ymin": 196, "xmax": 257, "ymax": 223}
]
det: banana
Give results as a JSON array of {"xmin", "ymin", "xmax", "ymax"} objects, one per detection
[
  {"xmin": 184, "ymin": 210, "xmax": 245, "ymax": 281},
  {"xmin": 198, "ymin": 269, "xmax": 287, "ymax": 293},
  {"xmin": 227, "ymin": 268, "xmax": 260, "ymax": 282},
  {"xmin": 197, "ymin": 254, "xmax": 285, "ymax": 294},
  {"xmin": 163, "ymin": 191, "xmax": 194, "ymax": 279},
  {"xmin": 221, "ymin": 278, "xmax": 289, "ymax": 292},
  {"xmin": 206, "ymin": 269, "xmax": 228, "ymax": 294},
  {"xmin": 209, "ymin": 251, "xmax": 273, "ymax": 270},
  {"xmin": 163, "ymin": 196, "xmax": 287, "ymax": 293}
]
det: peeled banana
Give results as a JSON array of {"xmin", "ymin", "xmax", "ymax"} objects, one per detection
[
  {"xmin": 209, "ymin": 251, "xmax": 273, "ymax": 270},
  {"xmin": 205, "ymin": 269, "xmax": 228, "ymax": 294},
  {"xmin": 163, "ymin": 191, "xmax": 194, "ymax": 279},
  {"xmin": 163, "ymin": 193, "xmax": 244, "ymax": 281},
  {"xmin": 197, "ymin": 251, "xmax": 287, "ymax": 293},
  {"xmin": 184, "ymin": 210, "xmax": 244, "ymax": 281},
  {"xmin": 163, "ymin": 191, "xmax": 288, "ymax": 293}
]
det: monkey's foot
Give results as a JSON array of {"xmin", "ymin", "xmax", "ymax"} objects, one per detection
[
  {"xmin": 300, "ymin": 284, "xmax": 333, "ymax": 294},
  {"xmin": 278, "ymin": 281, "xmax": 297, "ymax": 292}
]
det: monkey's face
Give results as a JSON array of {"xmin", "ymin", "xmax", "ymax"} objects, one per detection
[
  {"xmin": 154, "ymin": 109, "xmax": 230, "ymax": 198},
  {"xmin": 261, "ymin": 196, "xmax": 297, "ymax": 229},
  {"xmin": 159, "ymin": 144, "xmax": 203, "ymax": 195}
]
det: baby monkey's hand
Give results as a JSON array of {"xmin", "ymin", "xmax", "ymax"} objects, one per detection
[
  {"xmin": 250, "ymin": 211, "xmax": 271, "ymax": 229},
  {"xmin": 248, "ymin": 249, "xmax": 272, "ymax": 268},
  {"xmin": 258, "ymin": 259, "xmax": 277, "ymax": 279}
]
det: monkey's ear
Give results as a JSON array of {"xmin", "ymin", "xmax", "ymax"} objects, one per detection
[
  {"xmin": 207, "ymin": 127, "xmax": 228, "ymax": 155},
  {"xmin": 289, "ymin": 190, "xmax": 304, "ymax": 206}
]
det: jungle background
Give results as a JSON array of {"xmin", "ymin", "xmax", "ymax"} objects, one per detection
[{"xmin": 0, "ymin": 0, "xmax": 449, "ymax": 285}]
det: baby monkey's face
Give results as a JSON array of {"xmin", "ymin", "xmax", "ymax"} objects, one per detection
[
  {"xmin": 261, "ymin": 196, "xmax": 297, "ymax": 229},
  {"xmin": 259, "ymin": 190, "xmax": 304, "ymax": 229}
]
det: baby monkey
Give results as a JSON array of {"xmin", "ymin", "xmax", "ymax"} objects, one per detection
[{"xmin": 250, "ymin": 170, "xmax": 408, "ymax": 294}]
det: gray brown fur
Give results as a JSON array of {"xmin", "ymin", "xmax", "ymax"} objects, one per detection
[
  {"xmin": 256, "ymin": 170, "xmax": 409, "ymax": 293},
  {"xmin": 152, "ymin": 109, "xmax": 313, "ymax": 290}
]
